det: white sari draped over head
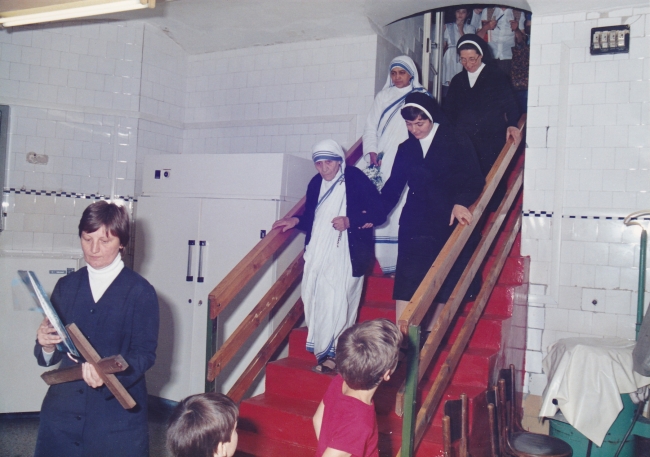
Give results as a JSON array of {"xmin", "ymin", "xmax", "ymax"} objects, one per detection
[
  {"xmin": 303, "ymin": 140, "xmax": 363, "ymax": 362},
  {"xmin": 362, "ymin": 55, "xmax": 427, "ymax": 274}
]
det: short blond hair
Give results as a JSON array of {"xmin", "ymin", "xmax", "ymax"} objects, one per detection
[{"xmin": 335, "ymin": 319, "xmax": 402, "ymax": 390}]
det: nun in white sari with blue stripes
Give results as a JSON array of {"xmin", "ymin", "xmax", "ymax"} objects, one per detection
[
  {"xmin": 272, "ymin": 140, "xmax": 385, "ymax": 372},
  {"xmin": 362, "ymin": 55, "xmax": 427, "ymax": 275}
]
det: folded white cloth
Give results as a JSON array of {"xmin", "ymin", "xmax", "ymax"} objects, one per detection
[{"xmin": 540, "ymin": 337, "xmax": 650, "ymax": 446}]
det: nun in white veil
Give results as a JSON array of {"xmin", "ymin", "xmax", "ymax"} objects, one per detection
[
  {"xmin": 362, "ymin": 55, "xmax": 427, "ymax": 275},
  {"xmin": 273, "ymin": 140, "xmax": 385, "ymax": 372}
]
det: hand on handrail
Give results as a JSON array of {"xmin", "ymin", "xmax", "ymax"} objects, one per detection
[
  {"xmin": 450, "ymin": 204, "xmax": 473, "ymax": 226},
  {"xmin": 272, "ymin": 216, "xmax": 299, "ymax": 232},
  {"xmin": 506, "ymin": 126, "xmax": 521, "ymax": 145}
]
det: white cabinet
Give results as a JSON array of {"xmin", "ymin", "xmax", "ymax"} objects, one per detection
[
  {"xmin": 0, "ymin": 253, "xmax": 81, "ymax": 413},
  {"xmin": 134, "ymin": 153, "xmax": 313, "ymax": 402}
]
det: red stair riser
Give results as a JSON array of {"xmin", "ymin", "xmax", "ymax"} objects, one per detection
[
  {"xmin": 236, "ymin": 429, "xmax": 316, "ymax": 457},
  {"xmin": 238, "ymin": 397, "xmax": 318, "ymax": 447},
  {"xmin": 421, "ymin": 348, "xmax": 498, "ymax": 392},
  {"xmin": 481, "ymin": 255, "xmax": 529, "ymax": 284},
  {"xmin": 445, "ymin": 315, "xmax": 506, "ymax": 350},
  {"xmin": 461, "ymin": 283, "xmax": 526, "ymax": 317},
  {"xmin": 358, "ymin": 302, "xmax": 395, "ymax": 322},
  {"xmin": 363, "ymin": 275, "xmax": 396, "ymax": 302},
  {"xmin": 288, "ymin": 328, "xmax": 316, "ymax": 362},
  {"xmin": 265, "ymin": 358, "xmax": 332, "ymax": 402}
]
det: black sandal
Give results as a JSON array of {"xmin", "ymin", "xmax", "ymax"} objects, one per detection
[{"xmin": 312, "ymin": 357, "xmax": 337, "ymax": 374}]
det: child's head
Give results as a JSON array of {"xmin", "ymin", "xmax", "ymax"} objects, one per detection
[
  {"xmin": 167, "ymin": 393, "xmax": 239, "ymax": 457},
  {"xmin": 336, "ymin": 318, "xmax": 403, "ymax": 390}
]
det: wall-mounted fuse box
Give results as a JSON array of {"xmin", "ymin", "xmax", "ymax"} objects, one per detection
[{"xmin": 591, "ymin": 25, "xmax": 630, "ymax": 55}]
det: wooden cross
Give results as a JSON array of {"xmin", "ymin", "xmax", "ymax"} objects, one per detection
[{"xmin": 40, "ymin": 323, "xmax": 136, "ymax": 409}]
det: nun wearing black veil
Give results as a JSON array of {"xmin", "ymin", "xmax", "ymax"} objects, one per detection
[
  {"xmin": 444, "ymin": 33, "xmax": 521, "ymax": 183},
  {"xmin": 380, "ymin": 92, "xmax": 484, "ymax": 322}
]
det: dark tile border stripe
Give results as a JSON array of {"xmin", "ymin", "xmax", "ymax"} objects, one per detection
[
  {"xmin": 521, "ymin": 211, "xmax": 650, "ymax": 221},
  {"xmin": 3, "ymin": 188, "xmax": 136, "ymax": 202}
]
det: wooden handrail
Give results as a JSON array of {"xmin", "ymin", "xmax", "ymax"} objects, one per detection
[
  {"xmin": 208, "ymin": 138, "xmax": 363, "ymax": 320},
  {"xmin": 396, "ymin": 115, "xmax": 527, "ymax": 456},
  {"xmin": 206, "ymin": 252, "xmax": 305, "ymax": 381},
  {"xmin": 410, "ymin": 214, "xmax": 522, "ymax": 454},
  {"xmin": 397, "ymin": 115, "xmax": 526, "ymax": 334},
  {"xmin": 206, "ymin": 138, "xmax": 363, "ymax": 386},
  {"xmin": 227, "ymin": 298, "xmax": 305, "ymax": 402},
  {"xmin": 394, "ymin": 150, "xmax": 526, "ymax": 417}
]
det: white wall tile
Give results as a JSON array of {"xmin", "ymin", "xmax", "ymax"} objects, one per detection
[{"xmin": 581, "ymin": 288, "xmax": 606, "ymax": 312}]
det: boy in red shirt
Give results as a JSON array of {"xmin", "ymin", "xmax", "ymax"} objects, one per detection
[{"xmin": 312, "ymin": 319, "xmax": 402, "ymax": 457}]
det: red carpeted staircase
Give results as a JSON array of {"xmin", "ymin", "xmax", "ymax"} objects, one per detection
[
  {"xmin": 237, "ymin": 145, "xmax": 529, "ymax": 457},
  {"xmin": 234, "ymin": 189, "xmax": 529, "ymax": 457}
]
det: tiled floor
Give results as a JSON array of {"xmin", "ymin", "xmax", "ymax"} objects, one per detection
[{"xmin": 0, "ymin": 409, "xmax": 173, "ymax": 457}]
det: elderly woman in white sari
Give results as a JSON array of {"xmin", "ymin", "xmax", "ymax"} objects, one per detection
[
  {"xmin": 362, "ymin": 55, "xmax": 427, "ymax": 276},
  {"xmin": 272, "ymin": 140, "xmax": 385, "ymax": 373}
]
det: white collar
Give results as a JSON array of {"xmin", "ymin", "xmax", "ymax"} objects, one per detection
[
  {"xmin": 87, "ymin": 253, "xmax": 124, "ymax": 302},
  {"xmin": 467, "ymin": 63, "xmax": 486, "ymax": 88},
  {"xmin": 419, "ymin": 123, "xmax": 440, "ymax": 157}
]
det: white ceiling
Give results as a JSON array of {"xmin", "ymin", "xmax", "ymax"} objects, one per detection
[{"xmin": 103, "ymin": 0, "xmax": 645, "ymax": 55}]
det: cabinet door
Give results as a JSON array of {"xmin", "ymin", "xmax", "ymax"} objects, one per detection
[
  {"xmin": 0, "ymin": 257, "xmax": 79, "ymax": 413},
  {"xmin": 197, "ymin": 198, "xmax": 279, "ymax": 394},
  {"xmin": 134, "ymin": 197, "xmax": 202, "ymax": 401}
]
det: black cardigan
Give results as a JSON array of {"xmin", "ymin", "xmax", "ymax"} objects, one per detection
[
  {"xmin": 444, "ymin": 62, "xmax": 520, "ymax": 176},
  {"xmin": 295, "ymin": 166, "xmax": 386, "ymax": 277},
  {"xmin": 380, "ymin": 121, "xmax": 485, "ymax": 238}
]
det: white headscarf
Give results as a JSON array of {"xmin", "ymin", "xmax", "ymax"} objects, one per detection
[
  {"xmin": 376, "ymin": 56, "xmax": 427, "ymax": 137},
  {"xmin": 312, "ymin": 139, "xmax": 346, "ymax": 171}
]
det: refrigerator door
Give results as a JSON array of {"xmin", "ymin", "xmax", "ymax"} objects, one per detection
[
  {"xmin": 134, "ymin": 196, "xmax": 202, "ymax": 402},
  {"xmin": 197, "ymin": 198, "xmax": 281, "ymax": 395},
  {"xmin": 0, "ymin": 255, "xmax": 79, "ymax": 413},
  {"xmin": 141, "ymin": 153, "xmax": 314, "ymax": 201}
]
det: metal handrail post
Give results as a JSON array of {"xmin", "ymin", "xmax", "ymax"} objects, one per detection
[
  {"xmin": 401, "ymin": 324, "xmax": 421, "ymax": 457},
  {"xmin": 624, "ymin": 210, "xmax": 650, "ymax": 340}
]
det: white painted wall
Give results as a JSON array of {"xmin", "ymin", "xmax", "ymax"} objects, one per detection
[
  {"xmin": 522, "ymin": 5, "xmax": 650, "ymax": 395},
  {"xmin": 182, "ymin": 35, "xmax": 377, "ymax": 160},
  {"xmin": 0, "ymin": 23, "xmax": 378, "ymax": 253}
]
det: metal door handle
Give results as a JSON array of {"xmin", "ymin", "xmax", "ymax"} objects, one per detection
[
  {"xmin": 186, "ymin": 240, "xmax": 195, "ymax": 281},
  {"xmin": 197, "ymin": 241, "xmax": 206, "ymax": 283}
]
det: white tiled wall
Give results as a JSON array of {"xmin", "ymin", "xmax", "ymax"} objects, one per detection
[
  {"xmin": 183, "ymin": 35, "xmax": 378, "ymax": 156},
  {"xmin": 522, "ymin": 6, "xmax": 650, "ymax": 395},
  {"xmin": 1, "ymin": 24, "xmax": 380, "ymax": 256},
  {"xmin": 1, "ymin": 192, "xmax": 134, "ymax": 257},
  {"xmin": 140, "ymin": 24, "xmax": 187, "ymax": 124},
  {"xmin": 1, "ymin": 21, "xmax": 164, "ymax": 255}
]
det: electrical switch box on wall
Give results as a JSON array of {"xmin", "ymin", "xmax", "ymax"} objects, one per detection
[{"xmin": 590, "ymin": 25, "xmax": 630, "ymax": 55}]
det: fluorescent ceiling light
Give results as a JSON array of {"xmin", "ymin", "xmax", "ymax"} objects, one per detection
[{"xmin": 0, "ymin": 0, "xmax": 155, "ymax": 28}]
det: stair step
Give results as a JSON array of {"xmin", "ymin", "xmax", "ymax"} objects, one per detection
[
  {"xmin": 265, "ymin": 356, "xmax": 333, "ymax": 401},
  {"xmin": 363, "ymin": 274, "xmax": 395, "ymax": 302},
  {"xmin": 288, "ymin": 328, "xmax": 316, "ymax": 362},
  {"xmin": 238, "ymin": 393, "xmax": 319, "ymax": 448},
  {"xmin": 421, "ymin": 346, "xmax": 498, "ymax": 389},
  {"xmin": 235, "ymin": 429, "xmax": 315, "ymax": 457},
  {"xmin": 358, "ymin": 299, "xmax": 396, "ymax": 322},
  {"xmin": 443, "ymin": 313, "xmax": 508, "ymax": 351},
  {"xmin": 481, "ymin": 255, "xmax": 529, "ymax": 285},
  {"xmin": 461, "ymin": 283, "xmax": 528, "ymax": 318}
]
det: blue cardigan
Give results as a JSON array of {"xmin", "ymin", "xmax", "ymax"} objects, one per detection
[
  {"xmin": 295, "ymin": 166, "xmax": 386, "ymax": 277},
  {"xmin": 34, "ymin": 267, "xmax": 159, "ymax": 457}
]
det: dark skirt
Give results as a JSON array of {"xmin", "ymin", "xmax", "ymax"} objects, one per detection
[{"xmin": 393, "ymin": 228, "xmax": 480, "ymax": 303}]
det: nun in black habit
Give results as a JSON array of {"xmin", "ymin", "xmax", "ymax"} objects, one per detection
[
  {"xmin": 380, "ymin": 92, "xmax": 484, "ymax": 322},
  {"xmin": 34, "ymin": 201, "xmax": 158, "ymax": 457},
  {"xmin": 444, "ymin": 34, "xmax": 521, "ymax": 181}
]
